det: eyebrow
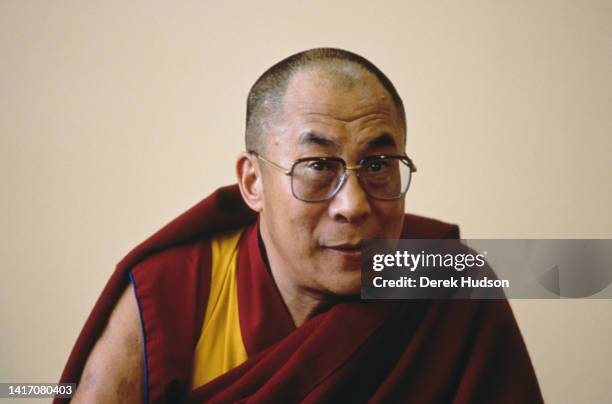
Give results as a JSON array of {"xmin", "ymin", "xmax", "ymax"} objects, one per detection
[
  {"xmin": 298, "ymin": 131, "xmax": 341, "ymax": 149},
  {"xmin": 365, "ymin": 133, "xmax": 397, "ymax": 150},
  {"xmin": 297, "ymin": 131, "xmax": 398, "ymax": 151}
]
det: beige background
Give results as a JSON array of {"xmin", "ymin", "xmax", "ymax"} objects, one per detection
[{"xmin": 1, "ymin": 1, "xmax": 610, "ymax": 402}]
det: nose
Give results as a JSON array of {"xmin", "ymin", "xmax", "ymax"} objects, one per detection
[{"xmin": 328, "ymin": 171, "xmax": 371, "ymax": 224}]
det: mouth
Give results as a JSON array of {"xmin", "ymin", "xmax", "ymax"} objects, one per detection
[{"xmin": 324, "ymin": 242, "xmax": 365, "ymax": 261}]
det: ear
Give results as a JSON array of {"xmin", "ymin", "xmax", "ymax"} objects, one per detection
[{"xmin": 236, "ymin": 152, "xmax": 264, "ymax": 212}]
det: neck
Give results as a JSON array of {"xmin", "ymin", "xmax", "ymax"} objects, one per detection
[{"xmin": 271, "ymin": 273, "xmax": 331, "ymax": 327}]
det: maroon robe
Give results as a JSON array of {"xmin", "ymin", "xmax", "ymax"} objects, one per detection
[{"xmin": 56, "ymin": 184, "xmax": 543, "ymax": 403}]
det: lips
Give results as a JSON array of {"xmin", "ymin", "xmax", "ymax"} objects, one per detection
[
  {"xmin": 324, "ymin": 242, "xmax": 365, "ymax": 261},
  {"xmin": 327, "ymin": 242, "xmax": 363, "ymax": 250}
]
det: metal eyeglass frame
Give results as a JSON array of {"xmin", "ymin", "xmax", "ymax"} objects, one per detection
[{"xmin": 249, "ymin": 151, "xmax": 417, "ymax": 202}]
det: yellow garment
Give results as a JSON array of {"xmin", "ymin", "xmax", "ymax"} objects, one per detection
[{"xmin": 190, "ymin": 228, "xmax": 248, "ymax": 390}]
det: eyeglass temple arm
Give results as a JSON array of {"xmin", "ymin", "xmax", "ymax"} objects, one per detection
[
  {"xmin": 406, "ymin": 156, "xmax": 417, "ymax": 172},
  {"xmin": 250, "ymin": 151, "xmax": 292, "ymax": 175}
]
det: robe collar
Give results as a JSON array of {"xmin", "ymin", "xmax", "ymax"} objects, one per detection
[{"xmin": 237, "ymin": 220, "xmax": 296, "ymax": 356}]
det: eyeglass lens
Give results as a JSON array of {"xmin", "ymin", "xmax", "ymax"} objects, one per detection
[{"xmin": 291, "ymin": 158, "xmax": 411, "ymax": 202}]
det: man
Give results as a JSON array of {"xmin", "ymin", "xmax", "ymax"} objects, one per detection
[{"xmin": 59, "ymin": 48, "xmax": 543, "ymax": 403}]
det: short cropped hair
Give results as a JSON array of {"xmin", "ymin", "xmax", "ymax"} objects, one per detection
[{"xmin": 245, "ymin": 48, "xmax": 406, "ymax": 152}]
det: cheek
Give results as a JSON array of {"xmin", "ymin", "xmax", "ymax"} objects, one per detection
[
  {"xmin": 261, "ymin": 172, "xmax": 295, "ymax": 217},
  {"xmin": 283, "ymin": 205, "xmax": 328, "ymax": 248},
  {"xmin": 373, "ymin": 200, "xmax": 405, "ymax": 237},
  {"xmin": 262, "ymin": 176, "xmax": 325, "ymax": 248}
]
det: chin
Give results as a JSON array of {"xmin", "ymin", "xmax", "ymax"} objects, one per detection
[{"xmin": 323, "ymin": 273, "xmax": 362, "ymax": 297}]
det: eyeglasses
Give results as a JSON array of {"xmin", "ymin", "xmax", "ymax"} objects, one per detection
[{"xmin": 250, "ymin": 151, "xmax": 417, "ymax": 202}]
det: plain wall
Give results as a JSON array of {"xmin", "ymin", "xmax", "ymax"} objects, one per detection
[{"xmin": 1, "ymin": 1, "xmax": 610, "ymax": 402}]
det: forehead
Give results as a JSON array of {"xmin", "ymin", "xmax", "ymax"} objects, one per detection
[{"xmin": 268, "ymin": 65, "xmax": 404, "ymax": 152}]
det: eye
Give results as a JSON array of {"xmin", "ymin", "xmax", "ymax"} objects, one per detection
[
  {"xmin": 307, "ymin": 160, "xmax": 329, "ymax": 171},
  {"xmin": 366, "ymin": 160, "xmax": 388, "ymax": 172}
]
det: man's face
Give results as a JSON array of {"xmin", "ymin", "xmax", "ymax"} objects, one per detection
[{"xmin": 258, "ymin": 65, "xmax": 406, "ymax": 297}]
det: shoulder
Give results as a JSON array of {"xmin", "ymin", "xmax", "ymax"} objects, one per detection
[
  {"xmin": 402, "ymin": 213, "xmax": 460, "ymax": 239},
  {"xmin": 127, "ymin": 227, "xmax": 247, "ymax": 327},
  {"xmin": 134, "ymin": 237, "xmax": 210, "ymax": 271},
  {"xmin": 129, "ymin": 236, "xmax": 213, "ymax": 287},
  {"xmin": 128, "ymin": 236, "xmax": 214, "ymax": 335},
  {"xmin": 130, "ymin": 227, "xmax": 246, "ymax": 282}
]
